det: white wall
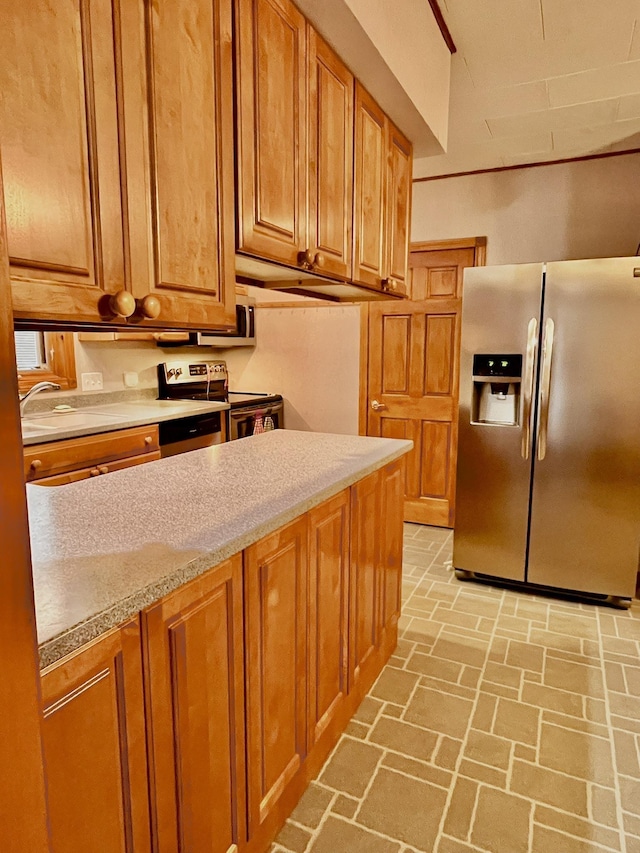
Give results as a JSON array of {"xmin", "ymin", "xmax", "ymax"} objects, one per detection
[
  {"xmin": 411, "ymin": 152, "xmax": 640, "ymax": 264},
  {"xmin": 223, "ymin": 305, "xmax": 361, "ymax": 435},
  {"xmin": 296, "ymin": 0, "xmax": 450, "ymax": 156},
  {"xmin": 75, "ymin": 339, "xmax": 206, "ymax": 392},
  {"xmin": 73, "ymin": 304, "xmax": 362, "ymax": 435}
]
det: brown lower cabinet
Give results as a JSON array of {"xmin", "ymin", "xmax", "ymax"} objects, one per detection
[
  {"xmin": 41, "ymin": 459, "xmax": 404, "ymax": 853},
  {"xmin": 143, "ymin": 554, "xmax": 246, "ymax": 853},
  {"xmin": 40, "ymin": 620, "xmax": 152, "ymax": 853}
]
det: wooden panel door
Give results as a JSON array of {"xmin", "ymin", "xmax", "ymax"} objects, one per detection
[
  {"xmin": 308, "ymin": 31, "xmax": 354, "ymax": 281},
  {"xmin": 378, "ymin": 458, "xmax": 405, "ymax": 643},
  {"xmin": 352, "ymin": 84, "xmax": 386, "ymax": 290},
  {"xmin": 307, "ymin": 490, "xmax": 350, "ymax": 751},
  {"xmin": 384, "ymin": 123, "xmax": 413, "ymax": 295},
  {"xmin": 365, "ymin": 243, "xmax": 482, "ymax": 527},
  {"xmin": 123, "ymin": 0, "xmax": 236, "ymax": 329},
  {"xmin": 143, "ymin": 555, "xmax": 245, "ymax": 853},
  {"xmin": 236, "ymin": 0, "xmax": 306, "ymax": 268},
  {"xmin": 1, "ymin": 0, "xmax": 127, "ymax": 324},
  {"xmin": 245, "ymin": 517, "xmax": 308, "ymax": 835},
  {"xmin": 349, "ymin": 470, "xmax": 381, "ymax": 689},
  {"xmin": 41, "ymin": 620, "xmax": 151, "ymax": 853}
]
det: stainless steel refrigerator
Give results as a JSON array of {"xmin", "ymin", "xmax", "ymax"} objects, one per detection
[{"xmin": 454, "ymin": 257, "xmax": 640, "ymax": 606}]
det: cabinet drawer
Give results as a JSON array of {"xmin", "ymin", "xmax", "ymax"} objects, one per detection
[
  {"xmin": 24, "ymin": 425, "xmax": 160, "ymax": 482},
  {"xmin": 33, "ymin": 451, "xmax": 162, "ymax": 487}
]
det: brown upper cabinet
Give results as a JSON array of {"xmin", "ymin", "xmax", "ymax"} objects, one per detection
[
  {"xmin": 235, "ymin": 0, "xmax": 354, "ymax": 281},
  {"xmin": 353, "ymin": 83, "xmax": 412, "ymax": 295},
  {"xmin": 1, "ymin": 0, "xmax": 236, "ymax": 330},
  {"xmin": 236, "ymin": 0, "xmax": 412, "ymax": 295}
]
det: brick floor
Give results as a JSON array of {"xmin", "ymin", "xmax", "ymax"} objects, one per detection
[{"xmin": 271, "ymin": 523, "xmax": 640, "ymax": 853}]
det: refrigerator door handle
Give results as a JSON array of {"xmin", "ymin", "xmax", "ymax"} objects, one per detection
[
  {"xmin": 536, "ymin": 318, "xmax": 555, "ymax": 461},
  {"xmin": 521, "ymin": 317, "xmax": 538, "ymax": 460}
]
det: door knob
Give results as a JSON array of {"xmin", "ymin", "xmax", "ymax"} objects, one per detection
[{"xmin": 371, "ymin": 400, "xmax": 387, "ymax": 411}]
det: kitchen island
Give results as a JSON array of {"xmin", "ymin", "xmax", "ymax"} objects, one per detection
[{"xmin": 30, "ymin": 429, "xmax": 412, "ymax": 853}]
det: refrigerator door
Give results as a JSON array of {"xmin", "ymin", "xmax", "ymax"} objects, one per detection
[
  {"xmin": 454, "ymin": 264, "xmax": 544, "ymax": 580},
  {"xmin": 528, "ymin": 258, "xmax": 640, "ymax": 598}
]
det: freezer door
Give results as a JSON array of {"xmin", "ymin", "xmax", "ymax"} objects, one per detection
[
  {"xmin": 528, "ymin": 258, "xmax": 640, "ymax": 598},
  {"xmin": 454, "ymin": 264, "xmax": 543, "ymax": 580}
]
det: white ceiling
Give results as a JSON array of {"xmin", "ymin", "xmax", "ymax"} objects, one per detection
[{"xmin": 414, "ymin": 0, "xmax": 640, "ymax": 178}]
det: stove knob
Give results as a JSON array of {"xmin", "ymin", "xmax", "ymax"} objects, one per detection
[
  {"xmin": 176, "ymin": 367, "xmax": 183, "ymax": 377},
  {"xmin": 167, "ymin": 368, "xmax": 176, "ymax": 379}
]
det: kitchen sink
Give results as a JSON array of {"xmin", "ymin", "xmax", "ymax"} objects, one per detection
[
  {"xmin": 22, "ymin": 411, "xmax": 129, "ymax": 430},
  {"xmin": 21, "ymin": 422, "xmax": 57, "ymax": 436}
]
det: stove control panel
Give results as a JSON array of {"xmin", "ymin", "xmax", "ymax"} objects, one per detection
[{"xmin": 158, "ymin": 359, "xmax": 228, "ymax": 388}]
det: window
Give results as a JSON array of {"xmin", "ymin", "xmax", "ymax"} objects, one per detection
[{"xmin": 15, "ymin": 332, "xmax": 77, "ymax": 394}]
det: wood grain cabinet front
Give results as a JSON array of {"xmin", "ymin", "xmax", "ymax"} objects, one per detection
[
  {"xmin": 378, "ymin": 458, "xmax": 406, "ymax": 643},
  {"xmin": 349, "ymin": 469, "xmax": 382, "ymax": 689},
  {"xmin": 236, "ymin": 0, "xmax": 354, "ymax": 281},
  {"xmin": 24, "ymin": 425, "xmax": 160, "ymax": 484},
  {"xmin": 307, "ymin": 490, "xmax": 350, "ymax": 752},
  {"xmin": 0, "ymin": 0, "xmax": 128, "ymax": 325},
  {"xmin": 120, "ymin": 0, "xmax": 237, "ymax": 329},
  {"xmin": 353, "ymin": 83, "xmax": 413, "ymax": 294},
  {"xmin": 2, "ymin": 0, "xmax": 236, "ymax": 329},
  {"xmin": 41, "ymin": 620, "xmax": 152, "ymax": 853},
  {"xmin": 244, "ymin": 516, "xmax": 309, "ymax": 837},
  {"xmin": 142, "ymin": 554, "xmax": 246, "ymax": 853}
]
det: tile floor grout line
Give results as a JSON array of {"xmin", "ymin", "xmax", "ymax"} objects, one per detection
[
  {"xmin": 594, "ymin": 603, "xmax": 628, "ymax": 853},
  {"xmin": 431, "ymin": 551, "xmax": 507, "ymax": 852},
  {"xmin": 272, "ymin": 527, "xmax": 640, "ymax": 853}
]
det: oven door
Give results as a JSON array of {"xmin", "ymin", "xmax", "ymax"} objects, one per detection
[{"xmin": 228, "ymin": 402, "xmax": 284, "ymax": 441}]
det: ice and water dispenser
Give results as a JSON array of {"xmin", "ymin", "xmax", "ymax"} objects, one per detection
[{"xmin": 471, "ymin": 354, "xmax": 522, "ymax": 426}]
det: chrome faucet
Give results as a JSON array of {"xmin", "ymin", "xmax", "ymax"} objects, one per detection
[{"xmin": 19, "ymin": 381, "xmax": 61, "ymax": 416}]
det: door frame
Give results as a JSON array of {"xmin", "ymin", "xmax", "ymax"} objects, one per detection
[{"xmin": 359, "ymin": 236, "xmax": 487, "ymax": 435}]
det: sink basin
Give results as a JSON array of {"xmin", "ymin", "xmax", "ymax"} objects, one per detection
[
  {"xmin": 22, "ymin": 411, "xmax": 129, "ymax": 429},
  {"xmin": 21, "ymin": 422, "xmax": 57, "ymax": 436}
]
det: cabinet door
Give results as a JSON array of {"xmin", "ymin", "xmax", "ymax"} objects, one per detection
[
  {"xmin": 245, "ymin": 517, "xmax": 308, "ymax": 835},
  {"xmin": 308, "ymin": 31, "xmax": 354, "ymax": 281},
  {"xmin": 1, "ymin": 0, "xmax": 127, "ymax": 324},
  {"xmin": 385, "ymin": 123, "xmax": 413, "ymax": 296},
  {"xmin": 378, "ymin": 458, "xmax": 405, "ymax": 641},
  {"xmin": 307, "ymin": 490, "xmax": 350, "ymax": 751},
  {"xmin": 352, "ymin": 84, "xmax": 386, "ymax": 290},
  {"xmin": 349, "ymin": 470, "xmax": 381, "ymax": 689},
  {"xmin": 41, "ymin": 620, "xmax": 151, "ymax": 853},
  {"xmin": 143, "ymin": 555, "xmax": 246, "ymax": 853},
  {"xmin": 236, "ymin": 0, "xmax": 307, "ymax": 268},
  {"xmin": 121, "ymin": 0, "xmax": 236, "ymax": 329}
]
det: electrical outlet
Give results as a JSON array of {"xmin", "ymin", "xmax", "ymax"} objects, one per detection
[{"xmin": 81, "ymin": 372, "xmax": 103, "ymax": 391}]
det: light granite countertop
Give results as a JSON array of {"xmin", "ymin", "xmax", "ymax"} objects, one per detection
[
  {"xmin": 21, "ymin": 397, "xmax": 229, "ymax": 445},
  {"xmin": 29, "ymin": 429, "xmax": 412, "ymax": 668}
]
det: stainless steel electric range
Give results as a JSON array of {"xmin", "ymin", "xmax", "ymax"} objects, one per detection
[{"xmin": 157, "ymin": 359, "xmax": 284, "ymax": 443}]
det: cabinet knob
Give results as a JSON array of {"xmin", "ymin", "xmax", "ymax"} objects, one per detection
[
  {"xmin": 382, "ymin": 278, "xmax": 397, "ymax": 292},
  {"xmin": 313, "ymin": 252, "xmax": 325, "ymax": 269},
  {"xmin": 98, "ymin": 466, "xmax": 109, "ymax": 475},
  {"xmin": 138, "ymin": 294, "xmax": 162, "ymax": 320},
  {"xmin": 109, "ymin": 290, "xmax": 136, "ymax": 318},
  {"xmin": 144, "ymin": 436, "xmax": 153, "ymax": 445},
  {"xmin": 30, "ymin": 459, "xmax": 42, "ymax": 470},
  {"xmin": 90, "ymin": 468, "xmax": 101, "ymax": 477},
  {"xmin": 298, "ymin": 249, "xmax": 314, "ymax": 269}
]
